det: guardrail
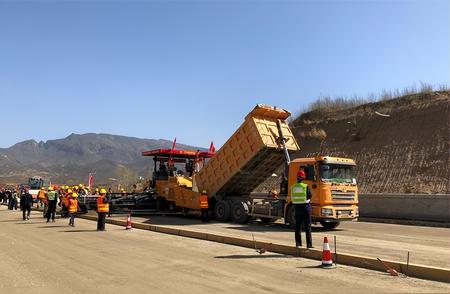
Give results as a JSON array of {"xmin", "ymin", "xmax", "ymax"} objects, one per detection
[{"xmin": 359, "ymin": 193, "xmax": 450, "ymax": 223}]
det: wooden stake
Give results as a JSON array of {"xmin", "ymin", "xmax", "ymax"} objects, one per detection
[{"xmin": 334, "ymin": 235, "xmax": 338, "ymax": 267}]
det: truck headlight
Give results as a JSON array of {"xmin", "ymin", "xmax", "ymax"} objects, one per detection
[{"xmin": 321, "ymin": 208, "xmax": 333, "ymax": 216}]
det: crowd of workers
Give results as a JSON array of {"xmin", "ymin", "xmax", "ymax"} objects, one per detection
[
  {"xmin": 0, "ymin": 184, "xmax": 113, "ymax": 231},
  {"xmin": 1, "ymin": 169, "xmax": 313, "ymax": 247}
]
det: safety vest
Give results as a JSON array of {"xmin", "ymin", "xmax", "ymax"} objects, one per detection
[
  {"xmin": 199, "ymin": 194, "xmax": 209, "ymax": 209},
  {"xmin": 37, "ymin": 190, "xmax": 46, "ymax": 199},
  {"xmin": 68, "ymin": 198, "xmax": 78, "ymax": 213},
  {"xmin": 291, "ymin": 182, "xmax": 308, "ymax": 204},
  {"xmin": 47, "ymin": 191, "xmax": 57, "ymax": 201},
  {"xmin": 63, "ymin": 194, "xmax": 70, "ymax": 206},
  {"xmin": 97, "ymin": 196, "xmax": 109, "ymax": 213}
]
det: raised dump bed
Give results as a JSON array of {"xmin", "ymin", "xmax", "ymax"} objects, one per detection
[{"xmin": 194, "ymin": 104, "xmax": 299, "ymax": 196}]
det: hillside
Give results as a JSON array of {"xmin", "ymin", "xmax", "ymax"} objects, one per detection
[
  {"xmin": 257, "ymin": 91, "xmax": 450, "ymax": 194},
  {"xmin": 0, "ymin": 133, "xmax": 201, "ymax": 186}
]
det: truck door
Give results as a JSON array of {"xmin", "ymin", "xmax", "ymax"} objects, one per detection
[{"xmin": 300, "ymin": 164, "xmax": 318, "ymax": 204}]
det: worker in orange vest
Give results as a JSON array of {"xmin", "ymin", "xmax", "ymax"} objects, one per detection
[
  {"xmin": 96, "ymin": 189, "xmax": 109, "ymax": 231},
  {"xmin": 68, "ymin": 192, "xmax": 79, "ymax": 227},
  {"xmin": 36, "ymin": 187, "xmax": 46, "ymax": 208},
  {"xmin": 61, "ymin": 188, "xmax": 71, "ymax": 218},
  {"xmin": 199, "ymin": 190, "xmax": 210, "ymax": 222}
]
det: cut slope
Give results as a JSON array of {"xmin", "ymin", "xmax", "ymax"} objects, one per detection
[{"xmin": 258, "ymin": 91, "xmax": 449, "ymax": 194}]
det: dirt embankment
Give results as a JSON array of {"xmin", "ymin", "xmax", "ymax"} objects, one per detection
[{"xmin": 258, "ymin": 91, "xmax": 450, "ymax": 194}]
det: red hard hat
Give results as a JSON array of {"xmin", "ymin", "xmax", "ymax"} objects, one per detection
[{"xmin": 297, "ymin": 170, "xmax": 306, "ymax": 179}]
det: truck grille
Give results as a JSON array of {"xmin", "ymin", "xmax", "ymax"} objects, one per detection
[{"xmin": 331, "ymin": 190, "xmax": 355, "ymax": 201}]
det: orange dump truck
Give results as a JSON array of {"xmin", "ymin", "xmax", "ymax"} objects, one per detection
[{"xmin": 143, "ymin": 104, "xmax": 359, "ymax": 229}]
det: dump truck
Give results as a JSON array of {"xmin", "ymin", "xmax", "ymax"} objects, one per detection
[{"xmin": 142, "ymin": 104, "xmax": 359, "ymax": 229}]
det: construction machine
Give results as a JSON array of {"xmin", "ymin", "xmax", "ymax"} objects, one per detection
[
  {"xmin": 26, "ymin": 177, "xmax": 49, "ymax": 200},
  {"xmin": 142, "ymin": 104, "xmax": 359, "ymax": 229}
]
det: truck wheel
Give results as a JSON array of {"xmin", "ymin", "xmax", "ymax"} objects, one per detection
[
  {"xmin": 231, "ymin": 201, "xmax": 249, "ymax": 224},
  {"xmin": 286, "ymin": 205, "xmax": 296, "ymax": 229},
  {"xmin": 320, "ymin": 221, "xmax": 340, "ymax": 230},
  {"xmin": 215, "ymin": 200, "xmax": 231, "ymax": 222}
]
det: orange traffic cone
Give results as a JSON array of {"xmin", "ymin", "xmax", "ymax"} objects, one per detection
[
  {"xmin": 321, "ymin": 237, "xmax": 333, "ymax": 268},
  {"xmin": 125, "ymin": 212, "xmax": 132, "ymax": 230}
]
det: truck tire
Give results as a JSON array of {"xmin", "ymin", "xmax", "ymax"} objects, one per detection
[
  {"xmin": 215, "ymin": 200, "xmax": 231, "ymax": 222},
  {"xmin": 320, "ymin": 221, "xmax": 340, "ymax": 230},
  {"xmin": 231, "ymin": 201, "xmax": 249, "ymax": 224},
  {"xmin": 286, "ymin": 205, "xmax": 296, "ymax": 229}
]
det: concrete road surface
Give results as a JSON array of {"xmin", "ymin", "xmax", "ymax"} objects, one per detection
[
  {"xmin": 110, "ymin": 213, "xmax": 450, "ymax": 268},
  {"xmin": 0, "ymin": 207, "xmax": 449, "ymax": 294}
]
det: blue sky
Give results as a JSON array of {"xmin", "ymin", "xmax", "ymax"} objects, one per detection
[{"xmin": 1, "ymin": 0, "xmax": 449, "ymax": 148}]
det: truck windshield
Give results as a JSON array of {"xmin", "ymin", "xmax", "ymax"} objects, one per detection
[{"xmin": 319, "ymin": 164, "xmax": 356, "ymax": 184}]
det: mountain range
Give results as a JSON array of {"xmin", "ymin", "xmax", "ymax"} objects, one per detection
[{"xmin": 0, "ymin": 133, "xmax": 201, "ymax": 187}]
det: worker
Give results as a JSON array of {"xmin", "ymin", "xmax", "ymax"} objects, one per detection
[
  {"xmin": 61, "ymin": 188, "xmax": 71, "ymax": 218},
  {"xmin": 36, "ymin": 187, "xmax": 46, "ymax": 208},
  {"xmin": 96, "ymin": 189, "xmax": 109, "ymax": 231},
  {"xmin": 291, "ymin": 169, "xmax": 313, "ymax": 248},
  {"xmin": 46, "ymin": 186, "xmax": 58, "ymax": 223},
  {"xmin": 68, "ymin": 192, "xmax": 79, "ymax": 227},
  {"xmin": 199, "ymin": 190, "xmax": 210, "ymax": 222},
  {"xmin": 20, "ymin": 188, "xmax": 33, "ymax": 221},
  {"xmin": 10, "ymin": 188, "xmax": 18, "ymax": 210}
]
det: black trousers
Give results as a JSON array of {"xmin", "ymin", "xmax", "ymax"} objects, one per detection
[
  {"xmin": 97, "ymin": 212, "xmax": 107, "ymax": 231},
  {"xmin": 22, "ymin": 206, "xmax": 31, "ymax": 220},
  {"xmin": 61, "ymin": 205, "xmax": 68, "ymax": 218},
  {"xmin": 294, "ymin": 204, "xmax": 312, "ymax": 247},
  {"xmin": 47, "ymin": 200, "xmax": 57, "ymax": 221},
  {"xmin": 201, "ymin": 209, "xmax": 210, "ymax": 222}
]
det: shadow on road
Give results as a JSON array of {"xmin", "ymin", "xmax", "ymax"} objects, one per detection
[
  {"xmin": 226, "ymin": 224, "xmax": 344, "ymax": 233},
  {"xmin": 215, "ymin": 254, "xmax": 290, "ymax": 259},
  {"xmin": 225, "ymin": 224, "xmax": 293, "ymax": 233},
  {"xmin": 0, "ymin": 219, "xmax": 23, "ymax": 223},
  {"xmin": 296, "ymin": 265, "xmax": 321, "ymax": 269},
  {"xmin": 59, "ymin": 229, "xmax": 99, "ymax": 233},
  {"xmin": 140, "ymin": 215, "xmax": 213, "ymax": 226},
  {"xmin": 37, "ymin": 225, "xmax": 68, "ymax": 229}
]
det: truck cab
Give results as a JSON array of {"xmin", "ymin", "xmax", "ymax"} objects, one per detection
[{"xmin": 286, "ymin": 156, "xmax": 359, "ymax": 229}]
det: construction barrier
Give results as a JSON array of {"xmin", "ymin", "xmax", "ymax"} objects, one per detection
[{"xmin": 359, "ymin": 193, "xmax": 450, "ymax": 223}]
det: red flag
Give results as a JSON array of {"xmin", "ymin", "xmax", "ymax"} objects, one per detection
[
  {"xmin": 209, "ymin": 141, "xmax": 215, "ymax": 153},
  {"xmin": 88, "ymin": 173, "xmax": 95, "ymax": 189},
  {"xmin": 172, "ymin": 137, "xmax": 177, "ymax": 149}
]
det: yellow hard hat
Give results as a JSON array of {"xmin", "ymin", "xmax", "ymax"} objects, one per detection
[
  {"xmin": 100, "ymin": 188, "xmax": 107, "ymax": 195},
  {"xmin": 95, "ymin": 188, "xmax": 99, "ymax": 191},
  {"xmin": 65, "ymin": 185, "xmax": 69, "ymax": 189},
  {"xmin": 41, "ymin": 187, "xmax": 45, "ymax": 190},
  {"xmin": 67, "ymin": 189, "xmax": 73, "ymax": 194},
  {"xmin": 48, "ymin": 186, "xmax": 54, "ymax": 191},
  {"xmin": 71, "ymin": 192, "xmax": 78, "ymax": 198},
  {"xmin": 79, "ymin": 184, "xmax": 83, "ymax": 188}
]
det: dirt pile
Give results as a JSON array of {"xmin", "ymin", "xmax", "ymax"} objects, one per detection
[{"xmin": 258, "ymin": 91, "xmax": 449, "ymax": 194}]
